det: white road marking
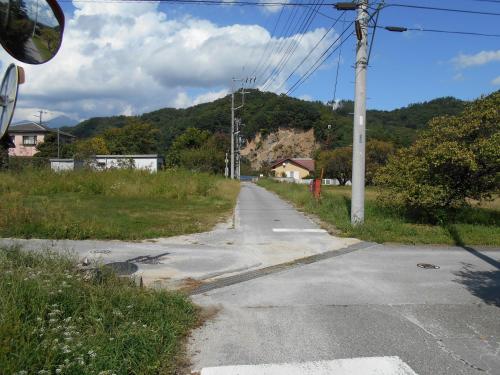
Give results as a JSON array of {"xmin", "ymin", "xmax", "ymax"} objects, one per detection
[
  {"xmin": 199, "ymin": 356, "xmax": 418, "ymax": 375},
  {"xmin": 272, "ymin": 228, "xmax": 327, "ymax": 233}
]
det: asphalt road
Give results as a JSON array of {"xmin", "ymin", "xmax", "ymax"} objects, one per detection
[{"xmin": 189, "ymin": 188, "xmax": 500, "ymax": 375}]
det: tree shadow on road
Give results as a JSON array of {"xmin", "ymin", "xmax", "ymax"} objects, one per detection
[
  {"xmin": 453, "ymin": 264, "xmax": 500, "ymax": 306},
  {"xmin": 447, "ymin": 225, "xmax": 500, "ymax": 306}
]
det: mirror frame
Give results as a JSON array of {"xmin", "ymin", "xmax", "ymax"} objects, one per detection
[{"xmin": 0, "ymin": 0, "xmax": 66, "ymax": 65}]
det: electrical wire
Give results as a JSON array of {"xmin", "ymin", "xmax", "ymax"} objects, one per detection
[
  {"xmin": 261, "ymin": 0, "xmax": 325, "ymax": 90},
  {"xmin": 272, "ymin": 10, "xmax": 346, "ymax": 92},
  {"xmin": 286, "ymin": 25, "xmax": 354, "ymax": 95},
  {"xmin": 332, "ymin": 14, "xmax": 346, "ymax": 108},
  {"xmin": 250, "ymin": 5, "xmax": 286, "ymax": 83},
  {"xmin": 64, "ymin": 0, "xmax": 331, "ymax": 6},
  {"xmin": 374, "ymin": 25, "xmax": 500, "ymax": 37},
  {"xmin": 372, "ymin": 2, "xmax": 500, "ymax": 16}
]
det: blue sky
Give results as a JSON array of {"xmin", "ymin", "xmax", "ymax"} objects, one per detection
[{"xmin": 1, "ymin": 0, "xmax": 499, "ymax": 122}]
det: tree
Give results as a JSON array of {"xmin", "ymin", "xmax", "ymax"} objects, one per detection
[
  {"xmin": 73, "ymin": 137, "xmax": 109, "ymax": 158},
  {"xmin": 0, "ymin": 135, "xmax": 10, "ymax": 170},
  {"xmin": 102, "ymin": 118, "xmax": 160, "ymax": 155},
  {"xmin": 365, "ymin": 140, "xmax": 395, "ymax": 185},
  {"xmin": 34, "ymin": 133, "xmax": 72, "ymax": 158},
  {"xmin": 166, "ymin": 128, "xmax": 227, "ymax": 173},
  {"xmin": 317, "ymin": 147, "xmax": 352, "ymax": 185},
  {"xmin": 375, "ymin": 91, "xmax": 500, "ymax": 216}
]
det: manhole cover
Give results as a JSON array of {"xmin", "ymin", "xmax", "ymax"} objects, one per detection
[
  {"xmin": 91, "ymin": 249, "xmax": 111, "ymax": 254},
  {"xmin": 417, "ymin": 263, "xmax": 440, "ymax": 269},
  {"xmin": 104, "ymin": 262, "xmax": 138, "ymax": 275}
]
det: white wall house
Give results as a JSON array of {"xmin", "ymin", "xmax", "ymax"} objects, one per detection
[{"xmin": 50, "ymin": 155, "xmax": 164, "ymax": 173}]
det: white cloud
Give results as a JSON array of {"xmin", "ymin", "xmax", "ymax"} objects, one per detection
[
  {"xmin": 492, "ymin": 76, "xmax": 500, "ymax": 86},
  {"xmin": 452, "ymin": 72, "xmax": 464, "ymax": 81},
  {"xmin": 452, "ymin": 50, "xmax": 500, "ymax": 69},
  {"xmin": 298, "ymin": 94, "xmax": 312, "ymax": 101},
  {"xmin": 3, "ymin": 1, "xmax": 336, "ymax": 122}
]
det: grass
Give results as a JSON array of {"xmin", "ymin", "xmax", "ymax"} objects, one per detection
[
  {"xmin": 258, "ymin": 179, "xmax": 500, "ymax": 246},
  {"xmin": 0, "ymin": 169, "xmax": 240, "ymax": 240},
  {"xmin": 0, "ymin": 247, "xmax": 198, "ymax": 374}
]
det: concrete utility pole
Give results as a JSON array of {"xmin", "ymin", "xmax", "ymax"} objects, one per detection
[
  {"xmin": 351, "ymin": 0, "xmax": 369, "ymax": 225},
  {"xmin": 230, "ymin": 77, "xmax": 253, "ymax": 179},
  {"xmin": 231, "ymin": 84, "xmax": 235, "ymax": 179}
]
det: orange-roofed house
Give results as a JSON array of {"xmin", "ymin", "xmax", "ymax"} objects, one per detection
[{"xmin": 270, "ymin": 158, "xmax": 315, "ymax": 179}]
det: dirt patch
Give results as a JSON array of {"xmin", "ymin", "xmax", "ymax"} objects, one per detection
[{"xmin": 179, "ymin": 277, "xmax": 206, "ymax": 293}]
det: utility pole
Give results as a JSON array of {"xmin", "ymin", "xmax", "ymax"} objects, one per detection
[
  {"xmin": 231, "ymin": 83, "xmax": 235, "ymax": 179},
  {"xmin": 230, "ymin": 77, "xmax": 254, "ymax": 179},
  {"xmin": 351, "ymin": 0, "xmax": 369, "ymax": 225},
  {"xmin": 57, "ymin": 128, "xmax": 60, "ymax": 158}
]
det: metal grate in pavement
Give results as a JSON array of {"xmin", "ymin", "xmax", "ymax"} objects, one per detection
[{"xmin": 189, "ymin": 241, "xmax": 377, "ymax": 295}]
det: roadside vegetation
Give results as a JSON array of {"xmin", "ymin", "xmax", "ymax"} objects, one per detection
[
  {"xmin": 0, "ymin": 169, "xmax": 239, "ymax": 240},
  {"xmin": 258, "ymin": 180, "xmax": 499, "ymax": 246},
  {"xmin": 0, "ymin": 247, "xmax": 198, "ymax": 374}
]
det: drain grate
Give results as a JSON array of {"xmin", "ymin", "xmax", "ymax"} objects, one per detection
[
  {"xmin": 91, "ymin": 249, "xmax": 111, "ymax": 254},
  {"xmin": 417, "ymin": 263, "xmax": 440, "ymax": 269}
]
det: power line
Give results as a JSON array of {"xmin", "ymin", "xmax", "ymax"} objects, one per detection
[
  {"xmin": 273, "ymin": 11, "xmax": 346, "ymax": 92},
  {"xmin": 286, "ymin": 26, "xmax": 354, "ymax": 95},
  {"xmin": 375, "ymin": 25, "xmax": 500, "ymax": 37},
  {"xmin": 262, "ymin": 0, "xmax": 325, "ymax": 90},
  {"xmin": 64, "ymin": 0, "xmax": 331, "ymax": 6},
  {"xmin": 332, "ymin": 14, "xmax": 346, "ymax": 107},
  {"xmin": 256, "ymin": 5, "xmax": 302, "ymax": 85},
  {"xmin": 373, "ymin": 2, "xmax": 500, "ymax": 16},
  {"xmin": 250, "ymin": 6, "xmax": 285, "ymax": 82}
]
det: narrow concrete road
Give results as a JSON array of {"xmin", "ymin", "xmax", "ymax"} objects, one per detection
[
  {"xmin": 189, "ymin": 244, "xmax": 500, "ymax": 374},
  {"xmin": 0, "ymin": 183, "xmax": 358, "ymax": 286}
]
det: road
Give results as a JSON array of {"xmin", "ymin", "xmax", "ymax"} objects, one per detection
[
  {"xmin": 0, "ymin": 183, "xmax": 358, "ymax": 286},
  {"xmin": 3, "ymin": 182, "xmax": 499, "ymax": 374},
  {"xmin": 188, "ymin": 186, "xmax": 500, "ymax": 375}
]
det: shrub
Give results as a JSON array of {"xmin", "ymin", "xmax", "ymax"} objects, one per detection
[{"xmin": 375, "ymin": 91, "xmax": 500, "ymax": 218}]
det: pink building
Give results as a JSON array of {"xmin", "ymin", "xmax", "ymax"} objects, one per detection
[{"xmin": 8, "ymin": 121, "xmax": 76, "ymax": 157}]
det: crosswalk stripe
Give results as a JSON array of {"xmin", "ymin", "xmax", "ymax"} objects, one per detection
[
  {"xmin": 199, "ymin": 356, "xmax": 418, "ymax": 375},
  {"xmin": 272, "ymin": 228, "xmax": 327, "ymax": 233}
]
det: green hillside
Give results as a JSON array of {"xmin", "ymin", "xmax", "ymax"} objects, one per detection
[{"xmin": 62, "ymin": 90, "xmax": 467, "ymax": 150}]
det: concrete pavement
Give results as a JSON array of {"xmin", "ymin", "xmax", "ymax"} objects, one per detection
[
  {"xmin": 0, "ymin": 182, "xmax": 358, "ymax": 286},
  {"xmin": 188, "ymin": 244, "xmax": 500, "ymax": 375}
]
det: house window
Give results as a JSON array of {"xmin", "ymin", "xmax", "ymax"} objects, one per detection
[{"xmin": 22, "ymin": 135, "xmax": 37, "ymax": 146}]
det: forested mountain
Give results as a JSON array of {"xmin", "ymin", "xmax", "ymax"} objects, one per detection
[{"xmin": 62, "ymin": 90, "xmax": 467, "ymax": 150}]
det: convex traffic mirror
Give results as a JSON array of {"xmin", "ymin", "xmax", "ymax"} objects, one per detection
[
  {"xmin": 0, "ymin": 0, "xmax": 65, "ymax": 64},
  {"xmin": 0, "ymin": 64, "xmax": 24, "ymax": 139}
]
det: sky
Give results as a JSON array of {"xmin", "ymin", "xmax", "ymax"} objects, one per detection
[{"xmin": 1, "ymin": 0, "xmax": 499, "ymax": 123}]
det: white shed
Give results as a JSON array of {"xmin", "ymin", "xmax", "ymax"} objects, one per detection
[
  {"xmin": 93, "ymin": 155, "xmax": 163, "ymax": 172},
  {"xmin": 50, "ymin": 159, "xmax": 84, "ymax": 172}
]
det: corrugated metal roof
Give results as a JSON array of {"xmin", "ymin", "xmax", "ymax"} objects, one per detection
[{"xmin": 9, "ymin": 121, "xmax": 76, "ymax": 138}]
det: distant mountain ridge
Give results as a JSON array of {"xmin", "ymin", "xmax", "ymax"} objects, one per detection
[
  {"xmin": 46, "ymin": 115, "xmax": 79, "ymax": 129},
  {"xmin": 62, "ymin": 90, "xmax": 468, "ymax": 150}
]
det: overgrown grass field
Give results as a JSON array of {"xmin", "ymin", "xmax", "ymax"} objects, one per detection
[
  {"xmin": 258, "ymin": 179, "xmax": 500, "ymax": 246},
  {"xmin": 0, "ymin": 247, "xmax": 198, "ymax": 374},
  {"xmin": 0, "ymin": 169, "xmax": 240, "ymax": 240}
]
